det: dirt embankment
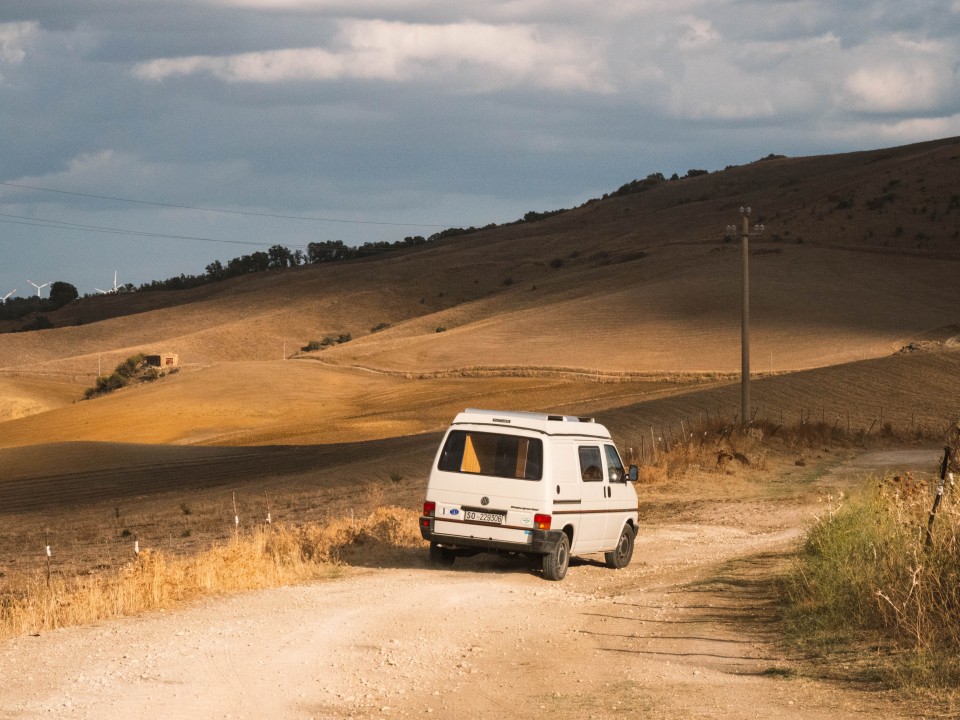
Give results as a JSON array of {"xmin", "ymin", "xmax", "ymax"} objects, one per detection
[{"xmin": 0, "ymin": 449, "xmax": 947, "ymax": 720}]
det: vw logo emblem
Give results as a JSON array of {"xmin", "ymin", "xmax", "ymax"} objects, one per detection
[{"xmin": 480, "ymin": 496, "xmax": 490, "ymax": 506}]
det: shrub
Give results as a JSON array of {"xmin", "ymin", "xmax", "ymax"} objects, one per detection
[
  {"xmin": 302, "ymin": 340, "xmax": 323, "ymax": 352},
  {"xmin": 371, "ymin": 322, "xmax": 391, "ymax": 333},
  {"xmin": 84, "ymin": 353, "xmax": 150, "ymax": 398},
  {"xmin": 783, "ymin": 479, "xmax": 960, "ymax": 688},
  {"xmin": 549, "ymin": 258, "xmax": 564, "ymax": 269},
  {"xmin": 115, "ymin": 353, "xmax": 146, "ymax": 378}
]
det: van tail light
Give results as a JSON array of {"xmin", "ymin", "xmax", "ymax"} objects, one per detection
[
  {"xmin": 534, "ymin": 513, "xmax": 552, "ymax": 530},
  {"xmin": 423, "ymin": 501, "xmax": 436, "ymax": 517}
]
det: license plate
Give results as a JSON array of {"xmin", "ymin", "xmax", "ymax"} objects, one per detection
[{"xmin": 463, "ymin": 510, "xmax": 505, "ymax": 524}]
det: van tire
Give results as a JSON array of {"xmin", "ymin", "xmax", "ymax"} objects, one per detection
[
  {"xmin": 605, "ymin": 524, "xmax": 635, "ymax": 569},
  {"xmin": 429, "ymin": 543, "xmax": 456, "ymax": 567},
  {"xmin": 542, "ymin": 534, "xmax": 570, "ymax": 581}
]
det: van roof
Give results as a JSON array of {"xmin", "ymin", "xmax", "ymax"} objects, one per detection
[{"xmin": 450, "ymin": 408, "xmax": 612, "ymax": 439}]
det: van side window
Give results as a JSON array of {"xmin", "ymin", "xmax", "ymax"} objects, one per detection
[
  {"xmin": 438, "ymin": 430, "xmax": 543, "ymax": 480},
  {"xmin": 578, "ymin": 446, "xmax": 603, "ymax": 481},
  {"xmin": 605, "ymin": 444, "xmax": 625, "ymax": 482}
]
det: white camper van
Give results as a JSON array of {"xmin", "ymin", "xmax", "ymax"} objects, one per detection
[{"xmin": 418, "ymin": 409, "xmax": 639, "ymax": 581}]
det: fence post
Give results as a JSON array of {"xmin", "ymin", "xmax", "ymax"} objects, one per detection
[
  {"xmin": 45, "ymin": 528, "xmax": 51, "ymax": 588},
  {"xmin": 232, "ymin": 491, "xmax": 240, "ymax": 540},
  {"xmin": 926, "ymin": 446, "xmax": 952, "ymax": 548}
]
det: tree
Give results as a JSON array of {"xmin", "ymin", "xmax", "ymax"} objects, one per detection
[
  {"xmin": 307, "ymin": 240, "xmax": 347, "ymax": 264},
  {"xmin": 205, "ymin": 260, "xmax": 224, "ymax": 280},
  {"xmin": 48, "ymin": 281, "xmax": 78, "ymax": 309},
  {"xmin": 268, "ymin": 244, "xmax": 294, "ymax": 269}
]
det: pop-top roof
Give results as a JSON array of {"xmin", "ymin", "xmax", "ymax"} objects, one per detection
[{"xmin": 451, "ymin": 408, "xmax": 611, "ymax": 439}]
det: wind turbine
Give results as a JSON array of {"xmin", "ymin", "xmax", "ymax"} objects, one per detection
[
  {"xmin": 1, "ymin": 289, "xmax": 15, "ymax": 302},
  {"xmin": 96, "ymin": 271, "xmax": 119, "ymax": 295},
  {"xmin": 27, "ymin": 280, "xmax": 50, "ymax": 297}
]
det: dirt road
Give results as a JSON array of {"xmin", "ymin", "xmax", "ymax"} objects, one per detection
[{"xmin": 0, "ymin": 450, "xmax": 939, "ymax": 719}]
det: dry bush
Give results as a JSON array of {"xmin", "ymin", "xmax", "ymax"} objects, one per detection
[
  {"xmin": 783, "ymin": 476, "xmax": 960, "ymax": 689},
  {"xmin": 0, "ymin": 505, "xmax": 424, "ymax": 640},
  {"xmin": 633, "ymin": 424, "xmax": 768, "ymax": 483},
  {"xmin": 632, "ymin": 413, "xmax": 942, "ymax": 485},
  {"xmin": 361, "ymin": 506, "xmax": 424, "ymax": 547},
  {"xmin": 637, "ymin": 464, "xmax": 667, "ymax": 484}
]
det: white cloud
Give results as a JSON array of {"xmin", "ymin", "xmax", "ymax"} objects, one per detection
[
  {"xmin": 133, "ymin": 19, "xmax": 611, "ymax": 93},
  {"xmin": 677, "ymin": 16, "xmax": 719, "ymax": 49},
  {"xmin": 839, "ymin": 35, "xmax": 955, "ymax": 114},
  {"xmin": 843, "ymin": 65, "xmax": 943, "ymax": 113},
  {"xmin": 0, "ymin": 21, "xmax": 37, "ymax": 65}
]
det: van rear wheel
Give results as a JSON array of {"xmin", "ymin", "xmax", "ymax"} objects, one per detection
[
  {"xmin": 605, "ymin": 525, "xmax": 635, "ymax": 569},
  {"xmin": 542, "ymin": 534, "xmax": 570, "ymax": 581},
  {"xmin": 429, "ymin": 542, "xmax": 456, "ymax": 567}
]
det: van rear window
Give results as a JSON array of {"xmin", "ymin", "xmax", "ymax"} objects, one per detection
[{"xmin": 438, "ymin": 430, "xmax": 543, "ymax": 480}]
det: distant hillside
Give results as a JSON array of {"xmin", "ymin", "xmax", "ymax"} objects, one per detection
[{"xmin": 0, "ymin": 136, "xmax": 958, "ymax": 443}]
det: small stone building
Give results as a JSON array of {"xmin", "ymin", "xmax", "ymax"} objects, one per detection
[{"xmin": 145, "ymin": 352, "xmax": 179, "ymax": 368}]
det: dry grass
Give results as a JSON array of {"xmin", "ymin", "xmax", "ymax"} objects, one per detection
[
  {"xmin": 0, "ymin": 506, "xmax": 424, "ymax": 640},
  {"xmin": 782, "ymin": 470, "xmax": 960, "ymax": 690},
  {"xmin": 625, "ymin": 414, "xmax": 943, "ymax": 487}
]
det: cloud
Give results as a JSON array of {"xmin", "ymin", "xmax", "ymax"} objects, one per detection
[
  {"xmin": 132, "ymin": 19, "xmax": 612, "ymax": 93},
  {"xmin": 0, "ymin": 21, "xmax": 36, "ymax": 70},
  {"xmin": 677, "ymin": 15, "xmax": 719, "ymax": 49},
  {"xmin": 839, "ymin": 36, "xmax": 957, "ymax": 114},
  {"xmin": 4, "ymin": 0, "xmax": 960, "ymax": 297}
]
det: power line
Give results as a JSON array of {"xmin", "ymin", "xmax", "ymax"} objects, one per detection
[
  {"xmin": 0, "ymin": 180, "xmax": 455, "ymax": 228},
  {"xmin": 0, "ymin": 213, "xmax": 308, "ymax": 248}
]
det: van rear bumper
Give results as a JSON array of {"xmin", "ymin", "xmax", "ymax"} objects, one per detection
[{"xmin": 419, "ymin": 517, "xmax": 564, "ymax": 555}]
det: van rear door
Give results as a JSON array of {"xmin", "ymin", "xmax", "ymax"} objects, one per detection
[{"xmin": 428, "ymin": 427, "xmax": 545, "ymax": 545}]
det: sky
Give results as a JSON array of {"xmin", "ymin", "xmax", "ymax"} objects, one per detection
[{"xmin": 1, "ymin": 1, "xmax": 959, "ymax": 297}]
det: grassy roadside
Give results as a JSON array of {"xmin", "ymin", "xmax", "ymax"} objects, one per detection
[
  {"xmin": 0, "ymin": 506, "xmax": 422, "ymax": 640},
  {"xmin": 641, "ymin": 417, "xmax": 960, "ymax": 695},
  {"xmin": 781, "ymin": 469, "xmax": 960, "ymax": 693}
]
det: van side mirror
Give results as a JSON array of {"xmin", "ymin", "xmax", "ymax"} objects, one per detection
[{"xmin": 628, "ymin": 465, "xmax": 638, "ymax": 482}]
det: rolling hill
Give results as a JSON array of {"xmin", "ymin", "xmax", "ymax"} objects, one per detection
[
  {"xmin": 2, "ymin": 136, "xmax": 960, "ymax": 594},
  {"xmin": 1, "ymin": 136, "xmax": 959, "ymax": 451}
]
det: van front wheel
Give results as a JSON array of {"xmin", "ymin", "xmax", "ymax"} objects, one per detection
[
  {"xmin": 542, "ymin": 534, "xmax": 570, "ymax": 581},
  {"xmin": 605, "ymin": 525, "xmax": 635, "ymax": 569}
]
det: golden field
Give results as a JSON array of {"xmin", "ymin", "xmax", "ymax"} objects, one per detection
[{"xmin": 1, "ymin": 136, "xmax": 960, "ymax": 592}]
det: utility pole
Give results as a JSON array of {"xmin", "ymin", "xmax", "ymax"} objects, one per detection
[{"xmin": 740, "ymin": 206, "xmax": 751, "ymax": 427}]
